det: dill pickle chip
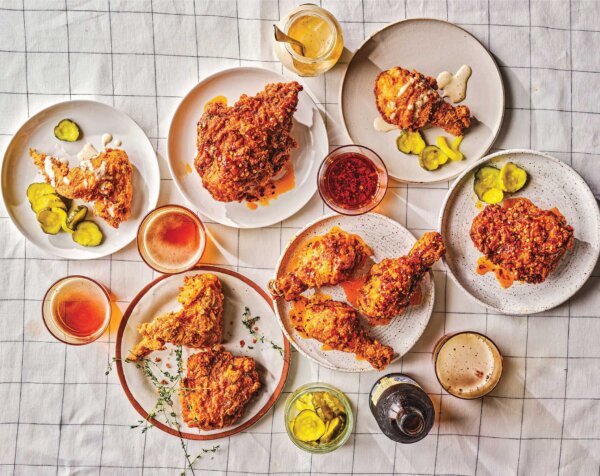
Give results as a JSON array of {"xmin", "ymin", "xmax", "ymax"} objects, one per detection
[
  {"xmin": 292, "ymin": 410, "xmax": 326, "ymax": 442},
  {"xmin": 397, "ymin": 130, "xmax": 426, "ymax": 155},
  {"xmin": 72, "ymin": 221, "xmax": 103, "ymax": 247},
  {"xmin": 437, "ymin": 135, "xmax": 463, "ymax": 161},
  {"xmin": 481, "ymin": 188, "xmax": 504, "ymax": 204},
  {"xmin": 37, "ymin": 207, "xmax": 67, "ymax": 235},
  {"xmin": 294, "ymin": 393, "xmax": 315, "ymax": 412},
  {"xmin": 54, "ymin": 119, "xmax": 80, "ymax": 142},
  {"xmin": 498, "ymin": 162, "xmax": 527, "ymax": 192},
  {"xmin": 473, "ymin": 166, "xmax": 501, "ymax": 200},
  {"xmin": 26, "ymin": 182, "xmax": 54, "ymax": 205},
  {"xmin": 418, "ymin": 145, "xmax": 445, "ymax": 171},
  {"xmin": 319, "ymin": 416, "xmax": 343, "ymax": 444}
]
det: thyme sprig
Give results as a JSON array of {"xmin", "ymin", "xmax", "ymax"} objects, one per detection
[{"xmin": 242, "ymin": 307, "xmax": 284, "ymax": 357}]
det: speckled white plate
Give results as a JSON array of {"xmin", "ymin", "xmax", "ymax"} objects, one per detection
[
  {"xmin": 340, "ymin": 18, "xmax": 504, "ymax": 184},
  {"xmin": 440, "ymin": 149, "xmax": 600, "ymax": 315},
  {"xmin": 272, "ymin": 213, "xmax": 435, "ymax": 372}
]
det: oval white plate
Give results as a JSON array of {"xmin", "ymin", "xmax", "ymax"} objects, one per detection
[
  {"xmin": 272, "ymin": 213, "xmax": 435, "ymax": 372},
  {"xmin": 440, "ymin": 149, "xmax": 600, "ymax": 315},
  {"xmin": 1, "ymin": 100, "xmax": 160, "ymax": 259},
  {"xmin": 116, "ymin": 266, "xmax": 290, "ymax": 440},
  {"xmin": 168, "ymin": 67, "xmax": 328, "ymax": 228},
  {"xmin": 340, "ymin": 18, "xmax": 504, "ymax": 184}
]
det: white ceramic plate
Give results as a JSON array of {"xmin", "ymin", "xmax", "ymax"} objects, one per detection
[
  {"xmin": 1, "ymin": 100, "xmax": 160, "ymax": 259},
  {"xmin": 272, "ymin": 213, "xmax": 435, "ymax": 372},
  {"xmin": 440, "ymin": 149, "xmax": 600, "ymax": 315},
  {"xmin": 340, "ymin": 18, "xmax": 504, "ymax": 183},
  {"xmin": 116, "ymin": 266, "xmax": 290, "ymax": 440},
  {"xmin": 168, "ymin": 67, "xmax": 328, "ymax": 228}
]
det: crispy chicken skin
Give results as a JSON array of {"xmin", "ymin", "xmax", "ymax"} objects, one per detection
[
  {"xmin": 269, "ymin": 226, "xmax": 373, "ymax": 301},
  {"xmin": 374, "ymin": 67, "xmax": 471, "ymax": 136},
  {"xmin": 290, "ymin": 296, "xmax": 394, "ymax": 370},
  {"xmin": 180, "ymin": 347, "xmax": 261, "ymax": 430},
  {"xmin": 195, "ymin": 81, "xmax": 302, "ymax": 203},
  {"xmin": 128, "ymin": 274, "xmax": 224, "ymax": 361},
  {"xmin": 358, "ymin": 232, "xmax": 445, "ymax": 320},
  {"xmin": 30, "ymin": 148, "xmax": 133, "ymax": 228},
  {"xmin": 470, "ymin": 197, "xmax": 574, "ymax": 284}
]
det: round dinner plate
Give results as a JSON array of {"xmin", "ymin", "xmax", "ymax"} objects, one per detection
[
  {"xmin": 340, "ymin": 18, "xmax": 504, "ymax": 184},
  {"xmin": 168, "ymin": 67, "xmax": 328, "ymax": 228},
  {"xmin": 1, "ymin": 100, "xmax": 160, "ymax": 259},
  {"xmin": 272, "ymin": 213, "xmax": 435, "ymax": 372},
  {"xmin": 440, "ymin": 149, "xmax": 600, "ymax": 315},
  {"xmin": 116, "ymin": 266, "xmax": 290, "ymax": 440}
]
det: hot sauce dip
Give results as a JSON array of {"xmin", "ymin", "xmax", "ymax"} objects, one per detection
[
  {"xmin": 318, "ymin": 145, "xmax": 388, "ymax": 215},
  {"xmin": 137, "ymin": 205, "xmax": 206, "ymax": 274}
]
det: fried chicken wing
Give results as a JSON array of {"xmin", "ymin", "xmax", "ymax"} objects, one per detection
[
  {"xmin": 269, "ymin": 226, "xmax": 373, "ymax": 301},
  {"xmin": 128, "ymin": 274, "xmax": 224, "ymax": 361},
  {"xmin": 290, "ymin": 296, "xmax": 394, "ymax": 370},
  {"xmin": 358, "ymin": 232, "xmax": 445, "ymax": 320},
  {"xmin": 195, "ymin": 81, "xmax": 302, "ymax": 203},
  {"xmin": 470, "ymin": 197, "xmax": 574, "ymax": 284},
  {"xmin": 30, "ymin": 148, "xmax": 133, "ymax": 228},
  {"xmin": 180, "ymin": 346, "xmax": 261, "ymax": 430},
  {"xmin": 374, "ymin": 67, "xmax": 471, "ymax": 136}
]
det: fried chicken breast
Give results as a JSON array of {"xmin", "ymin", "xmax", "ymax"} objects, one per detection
[
  {"xmin": 180, "ymin": 347, "xmax": 261, "ymax": 430},
  {"xmin": 128, "ymin": 274, "xmax": 224, "ymax": 361},
  {"xmin": 195, "ymin": 81, "xmax": 302, "ymax": 203},
  {"xmin": 470, "ymin": 197, "xmax": 574, "ymax": 284},
  {"xmin": 30, "ymin": 148, "xmax": 133, "ymax": 228},
  {"xmin": 375, "ymin": 67, "xmax": 471, "ymax": 136}
]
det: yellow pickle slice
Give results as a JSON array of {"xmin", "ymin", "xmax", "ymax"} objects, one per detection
[{"xmin": 292, "ymin": 410, "xmax": 326, "ymax": 442}]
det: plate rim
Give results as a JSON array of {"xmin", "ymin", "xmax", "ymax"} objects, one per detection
[
  {"xmin": 438, "ymin": 148, "xmax": 600, "ymax": 315},
  {"xmin": 166, "ymin": 66, "xmax": 327, "ymax": 229},
  {"xmin": 338, "ymin": 17, "xmax": 506, "ymax": 184},
  {"xmin": 271, "ymin": 212, "xmax": 435, "ymax": 372},
  {"xmin": 115, "ymin": 264, "xmax": 291, "ymax": 441},
  {"xmin": 0, "ymin": 98, "xmax": 160, "ymax": 260}
]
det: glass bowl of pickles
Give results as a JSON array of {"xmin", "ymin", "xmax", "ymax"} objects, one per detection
[{"xmin": 284, "ymin": 383, "xmax": 353, "ymax": 453}]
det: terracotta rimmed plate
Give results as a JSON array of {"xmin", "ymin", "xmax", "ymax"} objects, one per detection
[
  {"xmin": 168, "ymin": 67, "xmax": 328, "ymax": 228},
  {"xmin": 439, "ymin": 149, "xmax": 600, "ymax": 315},
  {"xmin": 1, "ymin": 100, "xmax": 160, "ymax": 259},
  {"xmin": 271, "ymin": 213, "xmax": 435, "ymax": 372},
  {"xmin": 340, "ymin": 18, "xmax": 504, "ymax": 183},
  {"xmin": 116, "ymin": 265, "xmax": 290, "ymax": 440}
]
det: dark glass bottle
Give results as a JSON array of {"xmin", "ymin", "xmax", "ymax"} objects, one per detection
[{"xmin": 369, "ymin": 373, "xmax": 435, "ymax": 444}]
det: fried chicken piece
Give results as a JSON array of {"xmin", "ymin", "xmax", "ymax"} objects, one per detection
[
  {"xmin": 374, "ymin": 67, "xmax": 471, "ymax": 136},
  {"xmin": 357, "ymin": 232, "xmax": 445, "ymax": 321},
  {"xmin": 470, "ymin": 197, "xmax": 574, "ymax": 284},
  {"xmin": 128, "ymin": 274, "xmax": 224, "ymax": 361},
  {"xmin": 269, "ymin": 226, "xmax": 373, "ymax": 301},
  {"xmin": 180, "ymin": 347, "xmax": 261, "ymax": 430},
  {"xmin": 290, "ymin": 296, "xmax": 394, "ymax": 370},
  {"xmin": 30, "ymin": 148, "xmax": 132, "ymax": 228},
  {"xmin": 195, "ymin": 81, "xmax": 302, "ymax": 203}
]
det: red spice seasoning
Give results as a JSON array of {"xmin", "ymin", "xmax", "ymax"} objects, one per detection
[{"xmin": 323, "ymin": 152, "xmax": 379, "ymax": 209}]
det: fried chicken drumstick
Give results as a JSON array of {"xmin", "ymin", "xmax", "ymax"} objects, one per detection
[
  {"xmin": 195, "ymin": 81, "xmax": 302, "ymax": 203},
  {"xmin": 358, "ymin": 232, "xmax": 445, "ymax": 321},
  {"xmin": 290, "ymin": 296, "xmax": 394, "ymax": 370},
  {"xmin": 375, "ymin": 67, "xmax": 471, "ymax": 136},
  {"xmin": 269, "ymin": 226, "xmax": 373, "ymax": 301},
  {"xmin": 128, "ymin": 274, "xmax": 224, "ymax": 361},
  {"xmin": 30, "ymin": 148, "xmax": 133, "ymax": 228}
]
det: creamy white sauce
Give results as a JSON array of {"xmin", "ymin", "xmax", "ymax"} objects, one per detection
[
  {"xmin": 107, "ymin": 205, "xmax": 116, "ymax": 217},
  {"xmin": 373, "ymin": 116, "xmax": 398, "ymax": 133},
  {"xmin": 437, "ymin": 65, "xmax": 472, "ymax": 103},
  {"xmin": 102, "ymin": 133, "xmax": 112, "ymax": 149},
  {"xmin": 43, "ymin": 157, "xmax": 56, "ymax": 187},
  {"xmin": 62, "ymin": 177, "xmax": 70, "ymax": 185},
  {"xmin": 114, "ymin": 139, "xmax": 122, "ymax": 147},
  {"xmin": 77, "ymin": 143, "xmax": 98, "ymax": 161}
]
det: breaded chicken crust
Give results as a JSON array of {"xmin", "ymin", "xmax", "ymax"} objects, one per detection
[
  {"xmin": 374, "ymin": 67, "xmax": 471, "ymax": 136},
  {"xmin": 128, "ymin": 274, "xmax": 224, "ymax": 361},
  {"xmin": 470, "ymin": 197, "xmax": 574, "ymax": 284},
  {"xmin": 30, "ymin": 148, "xmax": 133, "ymax": 228},
  {"xmin": 195, "ymin": 81, "xmax": 302, "ymax": 203},
  {"xmin": 180, "ymin": 347, "xmax": 261, "ymax": 430}
]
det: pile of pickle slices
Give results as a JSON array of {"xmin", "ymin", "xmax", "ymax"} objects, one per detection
[{"xmin": 290, "ymin": 391, "xmax": 347, "ymax": 446}]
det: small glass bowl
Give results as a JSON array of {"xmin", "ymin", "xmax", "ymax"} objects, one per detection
[
  {"xmin": 318, "ymin": 144, "xmax": 388, "ymax": 215},
  {"xmin": 284, "ymin": 382, "xmax": 354, "ymax": 454}
]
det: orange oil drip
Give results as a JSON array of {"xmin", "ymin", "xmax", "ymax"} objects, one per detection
[
  {"xmin": 185, "ymin": 163, "xmax": 192, "ymax": 174},
  {"xmin": 476, "ymin": 256, "xmax": 514, "ymax": 289},
  {"xmin": 340, "ymin": 275, "xmax": 367, "ymax": 307},
  {"xmin": 246, "ymin": 202, "xmax": 258, "ymax": 210},
  {"xmin": 203, "ymin": 95, "xmax": 227, "ymax": 112},
  {"xmin": 257, "ymin": 161, "xmax": 296, "ymax": 207},
  {"xmin": 410, "ymin": 285, "xmax": 423, "ymax": 306},
  {"xmin": 368, "ymin": 316, "xmax": 393, "ymax": 326}
]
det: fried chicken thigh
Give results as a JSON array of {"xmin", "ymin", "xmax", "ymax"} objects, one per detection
[
  {"xmin": 128, "ymin": 274, "xmax": 224, "ymax": 361},
  {"xmin": 269, "ymin": 226, "xmax": 373, "ymax": 301},
  {"xmin": 358, "ymin": 232, "xmax": 445, "ymax": 320},
  {"xmin": 375, "ymin": 67, "xmax": 471, "ymax": 136},
  {"xmin": 181, "ymin": 347, "xmax": 261, "ymax": 430},
  {"xmin": 30, "ymin": 148, "xmax": 133, "ymax": 228},
  {"xmin": 195, "ymin": 81, "xmax": 302, "ymax": 203},
  {"xmin": 290, "ymin": 296, "xmax": 394, "ymax": 370}
]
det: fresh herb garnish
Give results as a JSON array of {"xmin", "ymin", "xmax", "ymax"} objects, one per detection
[{"xmin": 242, "ymin": 307, "xmax": 284, "ymax": 357}]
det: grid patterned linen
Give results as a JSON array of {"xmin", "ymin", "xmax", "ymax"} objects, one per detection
[{"xmin": 1, "ymin": 0, "xmax": 599, "ymax": 475}]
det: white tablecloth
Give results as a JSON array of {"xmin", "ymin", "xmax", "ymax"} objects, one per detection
[{"xmin": 1, "ymin": 0, "xmax": 599, "ymax": 475}]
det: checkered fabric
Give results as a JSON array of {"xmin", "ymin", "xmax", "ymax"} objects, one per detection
[{"xmin": 1, "ymin": 0, "xmax": 599, "ymax": 475}]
